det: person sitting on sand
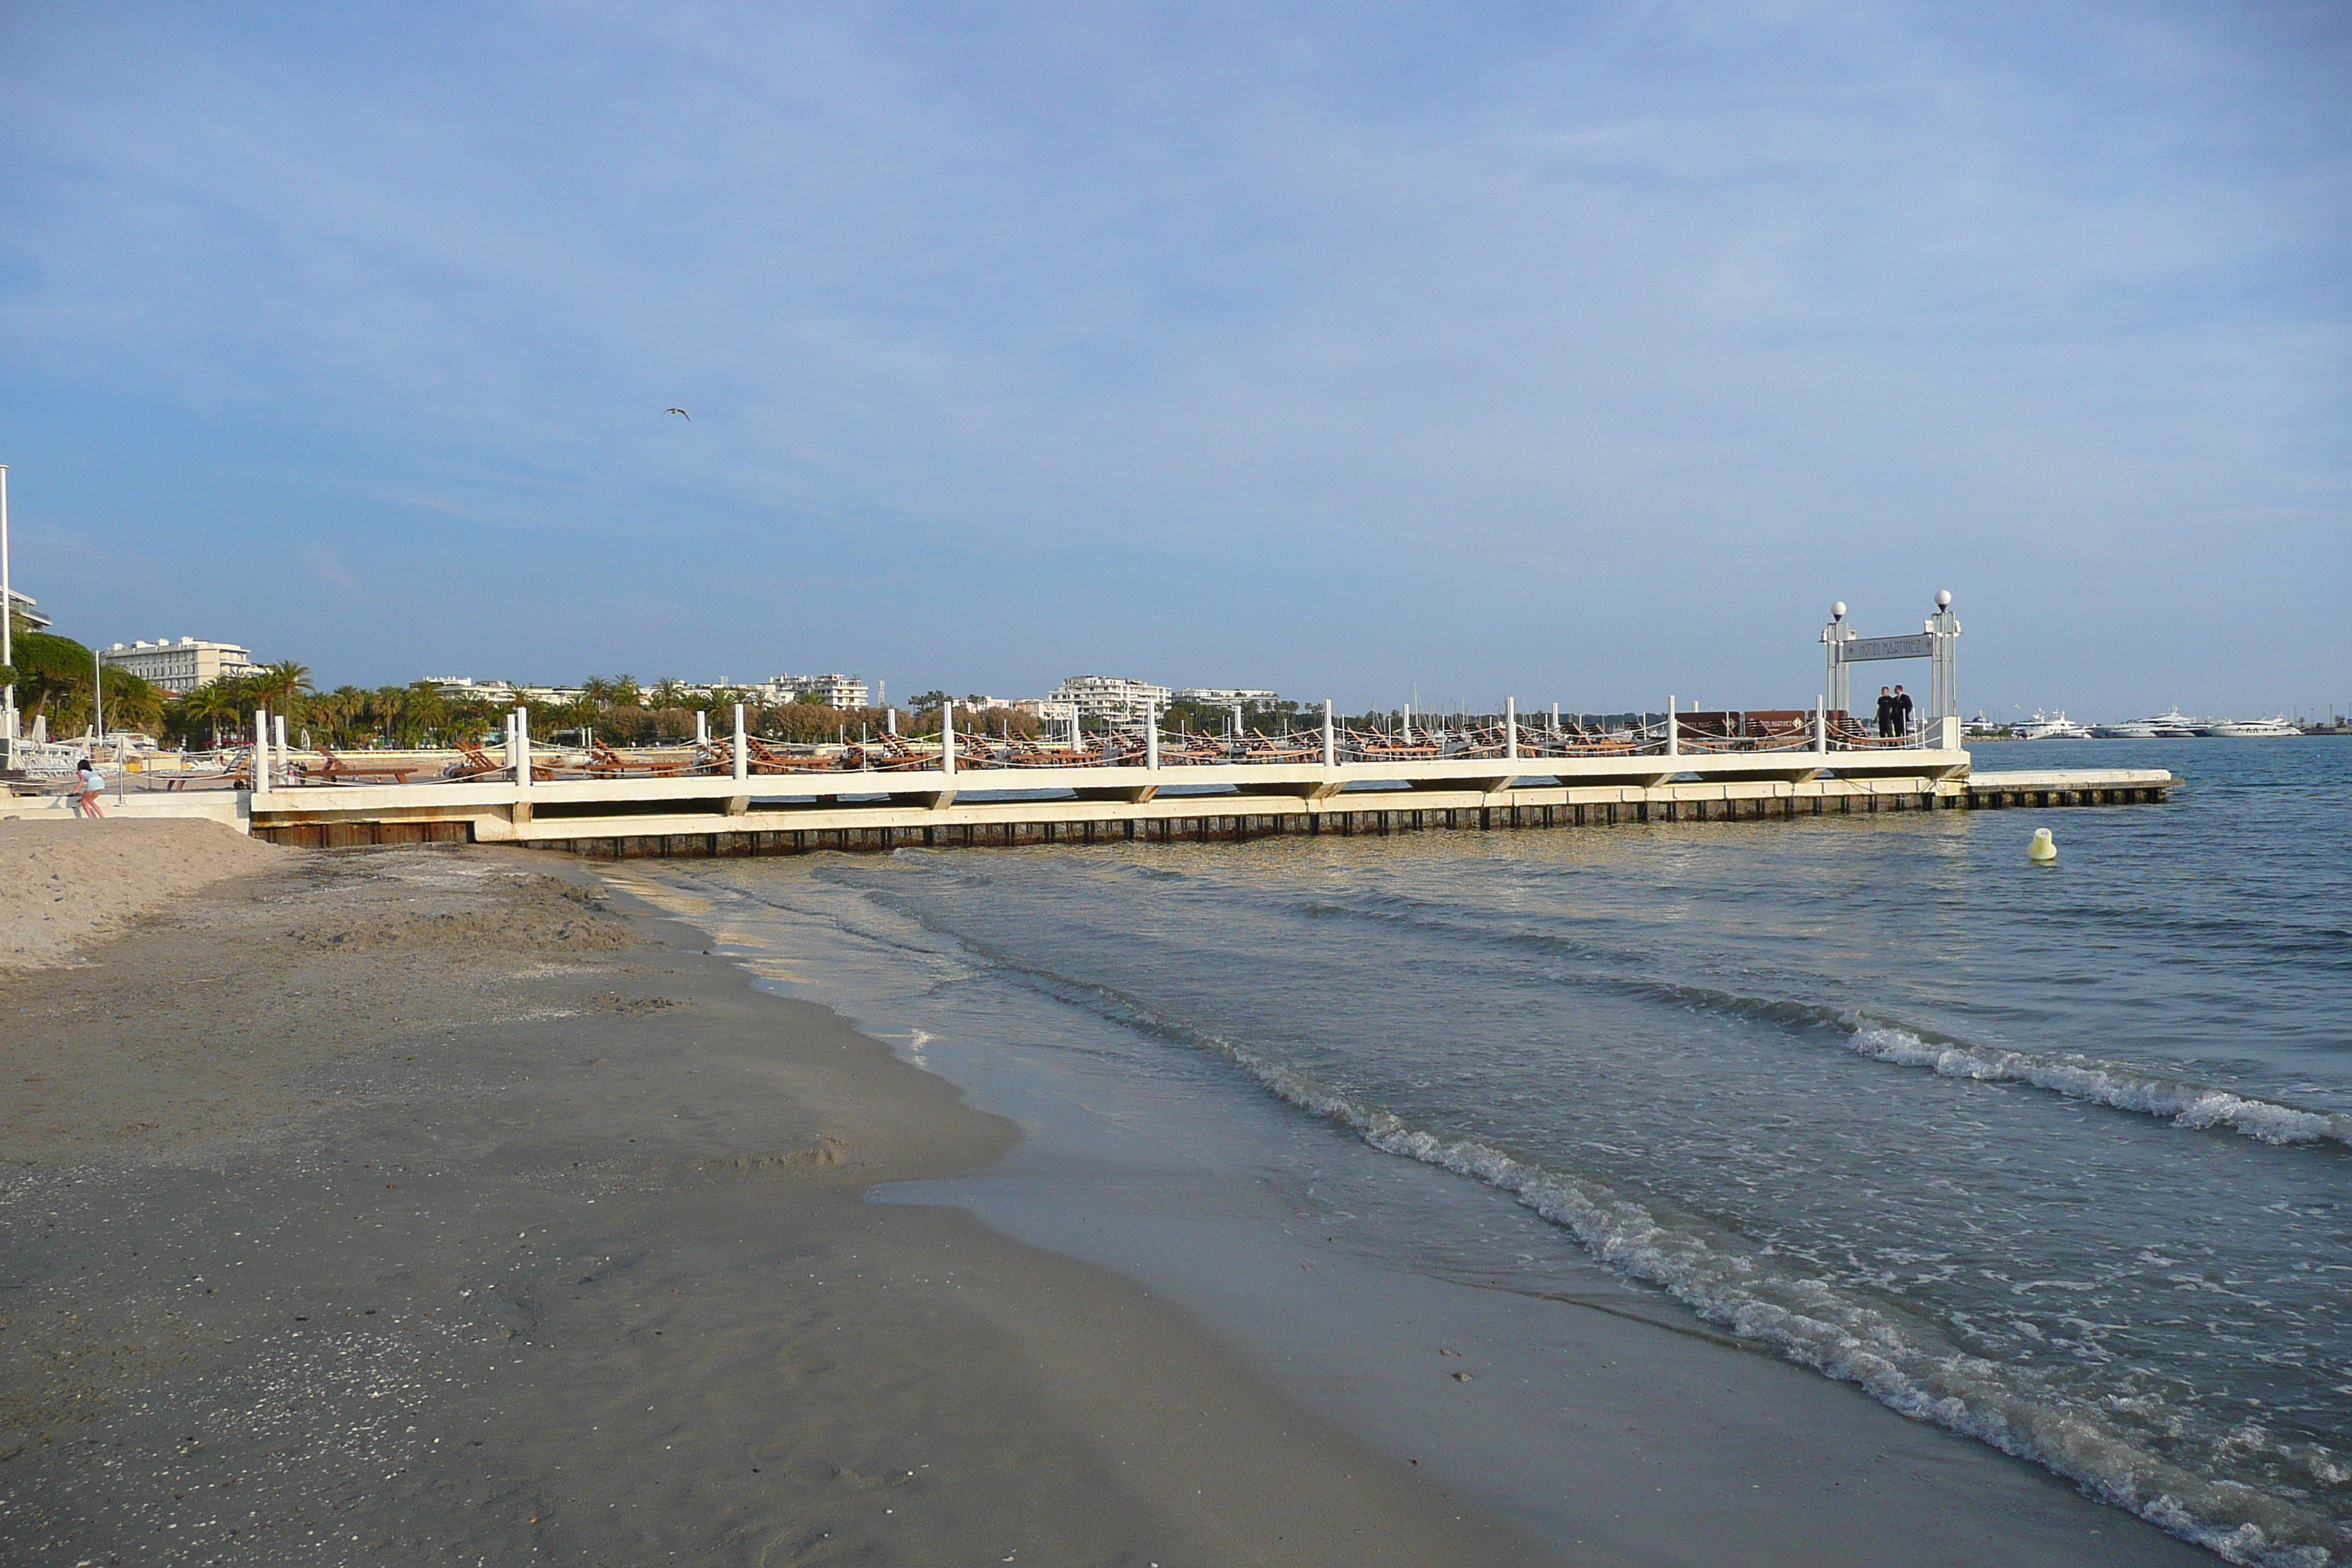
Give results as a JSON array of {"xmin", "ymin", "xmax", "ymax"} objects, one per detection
[{"xmin": 75, "ymin": 757, "xmax": 107, "ymax": 819}]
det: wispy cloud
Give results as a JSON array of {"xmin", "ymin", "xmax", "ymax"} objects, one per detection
[{"xmin": 0, "ymin": 3, "xmax": 2344, "ymax": 712}]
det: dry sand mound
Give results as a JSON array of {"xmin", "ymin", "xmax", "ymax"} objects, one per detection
[{"xmin": 0, "ymin": 818, "xmax": 288, "ymax": 970}]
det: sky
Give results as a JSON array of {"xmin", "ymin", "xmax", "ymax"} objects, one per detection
[{"xmin": 1, "ymin": 2, "xmax": 2345, "ymax": 719}]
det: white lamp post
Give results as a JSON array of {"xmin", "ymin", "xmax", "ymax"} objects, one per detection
[{"xmin": 1, "ymin": 464, "xmax": 13, "ymax": 764}]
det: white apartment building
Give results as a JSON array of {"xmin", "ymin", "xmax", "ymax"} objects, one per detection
[
  {"xmin": 426, "ymin": 676, "xmax": 518, "ymax": 703},
  {"xmin": 431, "ymin": 677, "xmax": 785, "ymax": 708},
  {"xmin": 99, "ymin": 637, "xmax": 258, "ymax": 694},
  {"xmin": 761, "ymin": 673, "xmax": 870, "ymax": 709},
  {"xmin": 1049, "ymin": 674, "xmax": 1175, "ymax": 720},
  {"xmin": 4, "ymin": 588, "xmax": 51, "ymax": 632},
  {"xmin": 1175, "ymin": 687, "xmax": 1281, "ymax": 706}
]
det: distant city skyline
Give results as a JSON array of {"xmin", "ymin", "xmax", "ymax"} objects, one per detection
[{"xmin": 2, "ymin": 5, "xmax": 2345, "ymax": 719}]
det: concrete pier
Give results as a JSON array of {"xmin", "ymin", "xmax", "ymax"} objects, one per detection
[{"xmin": 188, "ymin": 747, "xmax": 2174, "ymax": 852}]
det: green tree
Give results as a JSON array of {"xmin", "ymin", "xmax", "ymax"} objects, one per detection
[
  {"xmin": 5, "ymin": 629, "xmax": 95, "ymax": 734},
  {"xmin": 387, "ymin": 683, "xmax": 450, "ymax": 746},
  {"xmin": 554, "ymin": 690, "xmax": 601, "ymax": 733},
  {"xmin": 317, "ymin": 685, "xmax": 370, "ymax": 747},
  {"xmin": 96, "ymin": 670, "xmax": 164, "ymax": 736},
  {"xmin": 252, "ymin": 660, "xmax": 314, "ymax": 722},
  {"xmin": 171, "ymin": 679, "xmax": 245, "ymax": 748}
]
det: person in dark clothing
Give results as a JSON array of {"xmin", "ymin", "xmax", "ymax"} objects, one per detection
[
  {"xmin": 1876, "ymin": 687, "xmax": 1896, "ymax": 739},
  {"xmin": 1893, "ymin": 685, "xmax": 1915, "ymax": 741}
]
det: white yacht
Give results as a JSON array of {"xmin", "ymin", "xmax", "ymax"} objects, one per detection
[
  {"xmin": 2109, "ymin": 706, "xmax": 2206, "ymax": 739},
  {"xmin": 2014, "ymin": 711, "xmax": 2096, "ymax": 740},
  {"xmin": 2209, "ymin": 715, "xmax": 2299, "ymax": 738}
]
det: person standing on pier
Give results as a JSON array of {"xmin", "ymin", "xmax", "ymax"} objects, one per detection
[
  {"xmin": 1893, "ymin": 685, "xmax": 1915, "ymax": 742},
  {"xmin": 1876, "ymin": 686, "xmax": 1897, "ymax": 739}
]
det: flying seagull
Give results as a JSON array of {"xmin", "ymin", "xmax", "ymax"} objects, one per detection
[{"xmin": 665, "ymin": 407, "xmax": 690, "ymax": 421}]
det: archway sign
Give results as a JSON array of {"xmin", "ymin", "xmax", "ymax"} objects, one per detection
[{"xmin": 1822, "ymin": 592, "xmax": 1963, "ymax": 748}]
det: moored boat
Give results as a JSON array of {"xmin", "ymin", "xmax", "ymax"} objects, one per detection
[
  {"xmin": 2108, "ymin": 706, "xmax": 2206, "ymax": 739},
  {"xmin": 2014, "ymin": 710, "xmax": 2095, "ymax": 740}
]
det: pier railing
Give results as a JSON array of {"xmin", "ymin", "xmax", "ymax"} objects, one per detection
[
  {"xmin": 214, "ymin": 707, "xmax": 1948, "ymax": 787},
  {"xmin": 22, "ymin": 709, "xmax": 2178, "ymax": 851}
]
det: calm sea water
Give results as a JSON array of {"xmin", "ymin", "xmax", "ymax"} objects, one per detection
[{"xmin": 621, "ymin": 738, "xmax": 2350, "ymax": 1565}]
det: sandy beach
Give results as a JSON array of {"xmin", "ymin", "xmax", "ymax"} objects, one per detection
[
  {"xmin": 0, "ymin": 824, "xmax": 2229, "ymax": 1565},
  {"xmin": 0, "ymin": 826, "xmax": 1539, "ymax": 1565}
]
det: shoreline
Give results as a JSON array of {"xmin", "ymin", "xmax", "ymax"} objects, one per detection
[
  {"xmin": 0, "ymin": 833, "xmax": 1539, "ymax": 1564},
  {"xmin": 609, "ymin": 847, "xmax": 2226, "ymax": 1568}
]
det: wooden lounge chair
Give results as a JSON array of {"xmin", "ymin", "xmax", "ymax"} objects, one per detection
[
  {"xmin": 576, "ymin": 740, "xmax": 696, "ymax": 778},
  {"xmin": 1237, "ymin": 731, "xmax": 1318, "ymax": 764},
  {"xmin": 445, "ymin": 743, "xmax": 555, "ymax": 782},
  {"xmin": 307, "ymin": 747, "xmax": 418, "ymax": 784}
]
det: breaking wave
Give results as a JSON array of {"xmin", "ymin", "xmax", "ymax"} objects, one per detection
[
  {"xmin": 1839, "ymin": 1019, "xmax": 2351, "ymax": 1148},
  {"xmin": 1293, "ymin": 892, "xmax": 2348, "ymax": 1150},
  {"xmin": 1189, "ymin": 1025, "xmax": 2348, "ymax": 1568}
]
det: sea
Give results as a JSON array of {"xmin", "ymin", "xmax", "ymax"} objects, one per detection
[{"xmin": 603, "ymin": 737, "xmax": 2349, "ymax": 1565}]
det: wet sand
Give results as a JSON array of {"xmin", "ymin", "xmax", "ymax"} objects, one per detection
[{"xmin": 0, "ymin": 842, "xmax": 1537, "ymax": 1565}]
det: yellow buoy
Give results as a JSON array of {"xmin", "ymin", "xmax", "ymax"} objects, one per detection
[{"xmin": 2028, "ymin": 827, "xmax": 2057, "ymax": 864}]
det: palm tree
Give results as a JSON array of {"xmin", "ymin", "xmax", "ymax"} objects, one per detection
[
  {"xmin": 392, "ymin": 683, "xmax": 450, "ymax": 747},
  {"xmin": 181, "ymin": 680, "xmax": 242, "ymax": 748},
  {"xmin": 100, "ymin": 671, "xmax": 164, "ymax": 736},
  {"xmin": 555, "ymin": 691, "xmax": 601, "ymax": 734},
  {"xmin": 315, "ymin": 685, "xmax": 367, "ymax": 747},
  {"xmin": 253, "ymin": 660, "xmax": 314, "ymax": 722},
  {"xmin": 444, "ymin": 697, "xmax": 498, "ymax": 747}
]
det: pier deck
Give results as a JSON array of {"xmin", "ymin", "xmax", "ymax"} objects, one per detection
[{"xmin": 15, "ymin": 750, "xmax": 2170, "ymax": 852}]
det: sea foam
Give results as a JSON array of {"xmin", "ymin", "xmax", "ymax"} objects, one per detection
[{"xmin": 1839, "ymin": 1019, "xmax": 2349, "ymax": 1148}]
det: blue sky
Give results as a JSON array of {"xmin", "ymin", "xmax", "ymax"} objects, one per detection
[{"xmin": 1, "ymin": 3, "xmax": 2345, "ymax": 717}]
